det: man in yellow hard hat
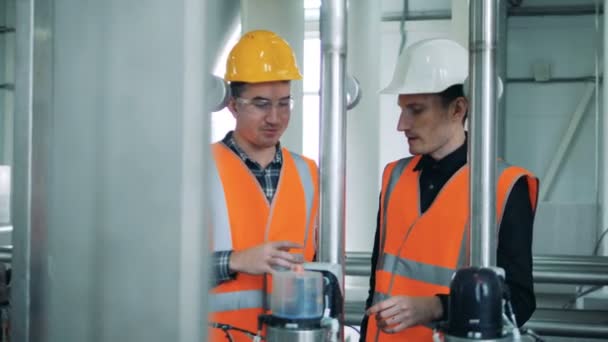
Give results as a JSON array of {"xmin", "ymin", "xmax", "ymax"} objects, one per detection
[
  {"xmin": 208, "ymin": 30, "xmax": 319, "ymax": 341},
  {"xmin": 361, "ymin": 38, "xmax": 539, "ymax": 341}
]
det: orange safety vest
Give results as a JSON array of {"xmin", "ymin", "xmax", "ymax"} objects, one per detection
[
  {"xmin": 366, "ymin": 155, "xmax": 538, "ymax": 342},
  {"xmin": 208, "ymin": 143, "xmax": 319, "ymax": 342}
]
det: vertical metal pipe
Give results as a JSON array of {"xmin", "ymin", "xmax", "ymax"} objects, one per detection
[
  {"xmin": 12, "ymin": 0, "xmax": 52, "ymax": 340},
  {"xmin": 469, "ymin": 0, "xmax": 499, "ymax": 267},
  {"xmin": 0, "ymin": 0, "xmax": 16, "ymax": 165},
  {"xmin": 496, "ymin": 1, "xmax": 507, "ymax": 159},
  {"xmin": 179, "ymin": 0, "xmax": 211, "ymax": 340},
  {"xmin": 319, "ymin": 2, "xmax": 347, "ymax": 335},
  {"xmin": 318, "ymin": 0, "xmax": 347, "ymax": 267},
  {"xmin": 345, "ymin": 0, "xmax": 381, "ymax": 252},
  {"xmin": 601, "ymin": 0, "xmax": 608, "ymax": 257}
]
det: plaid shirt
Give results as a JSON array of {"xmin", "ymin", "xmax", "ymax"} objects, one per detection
[
  {"xmin": 222, "ymin": 131, "xmax": 282, "ymax": 202},
  {"xmin": 213, "ymin": 131, "xmax": 283, "ymax": 285}
]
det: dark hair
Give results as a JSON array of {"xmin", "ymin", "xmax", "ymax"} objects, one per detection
[
  {"xmin": 229, "ymin": 80, "xmax": 291, "ymax": 99},
  {"xmin": 229, "ymin": 82, "xmax": 248, "ymax": 98},
  {"xmin": 437, "ymin": 84, "xmax": 464, "ymax": 107},
  {"xmin": 437, "ymin": 84, "xmax": 467, "ymax": 124}
]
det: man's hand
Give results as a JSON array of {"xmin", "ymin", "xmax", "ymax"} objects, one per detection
[
  {"xmin": 229, "ymin": 241, "xmax": 304, "ymax": 275},
  {"xmin": 366, "ymin": 295, "xmax": 443, "ymax": 334}
]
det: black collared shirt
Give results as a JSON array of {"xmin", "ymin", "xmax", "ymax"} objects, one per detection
[
  {"xmin": 414, "ymin": 141, "xmax": 469, "ymax": 213},
  {"xmin": 360, "ymin": 141, "xmax": 536, "ymax": 340}
]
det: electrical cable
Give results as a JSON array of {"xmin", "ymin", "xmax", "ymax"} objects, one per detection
[
  {"xmin": 562, "ymin": 285, "xmax": 603, "ymax": 309},
  {"xmin": 209, "ymin": 322, "xmax": 261, "ymax": 341},
  {"xmin": 502, "ymin": 313, "xmax": 521, "ymax": 340},
  {"xmin": 505, "ymin": 299, "xmax": 519, "ymax": 328},
  {"xmin": 502, "ymin": 288, "xmax": 521, "ymax": 340},
  {"xmin": 520, "ymin": 328, "xmax": 545, "ymax": 342},
  {"xmin": 592, "ymin": 227, "xmax": 608, "ymax": 256},
  {"xmin": 223, "ymin": 329, "xmax": 234, "ymax": 342},
  {"xmin": 345, "ymin": 324, "xmax": 361, "ymax": 336}
]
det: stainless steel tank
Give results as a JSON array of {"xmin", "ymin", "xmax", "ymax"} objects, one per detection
[{"xmin": 266, "ymin": 326, "xmax": 329, "ymax": 342}]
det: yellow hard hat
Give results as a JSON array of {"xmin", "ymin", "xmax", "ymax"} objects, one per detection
[{"xmin": 224, "ymin": 30, "xmax": 303, "ymax": 83}]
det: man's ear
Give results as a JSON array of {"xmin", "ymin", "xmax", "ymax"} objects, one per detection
[
  {"xmin": 451, "ymin": 97, "xmax": 468, "ymax": 123},
  {"xmin": 227, "ymin": 98, "xmax": 238, "ymax": 119}
]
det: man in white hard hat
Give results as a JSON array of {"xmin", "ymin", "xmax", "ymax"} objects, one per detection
[{"xmin": 361, "ymin": 38, "xmax": 539, "ymax": 341}]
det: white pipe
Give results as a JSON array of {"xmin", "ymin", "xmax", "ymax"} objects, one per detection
[
  {"xmin": 319, "ymin": 0, "xmax": 347, "ymax": 338},
  {"xmin": 318, "ymin": 0, "xmax": 347, "ymax": 269},
  {"xmin": 12, "ymin": 0, "xmax": 50, "ymax": 339},
  {"xmin": 179, "ymin": 0, "xmax": 211, "ymax": 340},
  {"xmin": 469, "ymin": 0, "xmax": 500, "ymax": 267},
  {"xmin": 1, "ymin": 0, "xmax": 15, "ymax": 165},
  {"xmin": 497, "ymin": 0, "xmax": 507, "ymax": 158},
  {"xmin": 601, "ymin": 0, "xmax": 608, "ymax": 257},
  {"xmin": 345, "ymin": 0, "xmax": 380, "ymax": 253}
]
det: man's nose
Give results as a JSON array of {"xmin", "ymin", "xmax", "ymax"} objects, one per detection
[
  {"xmin": 265, "ymin": 106, "xmax": 280, "ymax": 124},
  {"xmin": 397, "ymin": 112, "xmax": 410, "ymax": 131}
]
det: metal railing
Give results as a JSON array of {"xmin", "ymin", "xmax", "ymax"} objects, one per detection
[
  {"xmin": 344, "ymin": 304, "xmax": 608, "ymax": 339},
  {"xmin": 0, "ymin": 249, "xmax": 603, "ymax": 337},
  {"xmin": 0, "ymin": 249, "xmax": 606, "ymax": 285},
  {"xmin": 345, "ymin": 252, "xmax": 608, "ymax": 338},
  {"xmin": 0, "ymin": 246, "xmax": 10, "ymax": 263},
  {"xmin": 524, "ymin": 320, "xmax": 608, "ymax": 339},
  {"xmin": 382, "ymin": 4, "xmax": 604, "ymax": 22},
  {"xmin": 533, "ymin": 255, "xmax": 608, "ymax": 285},
  {"xmin": 346, "ymin": 252, "xmax": 608, "ymax": 286},
  {"xmin": 0, "ymin": 26, "xmax": 15, "ymax": 34}
]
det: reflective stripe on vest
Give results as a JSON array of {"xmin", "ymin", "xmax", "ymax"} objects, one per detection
[
  {"xmin": 372, "ymin": 222, "xmax": 469, "ymax": 310},
  {"xmin": 291, "ymin": 153, "xmax": 314, "ymax": 248},
  {"xmin": 378, "ymin": 252, "xmax": 456, "ymax": 288},
  {"xmin": 211, "ymin": 159, "xmax": 232, "ymax": 251},
  {"xmin": 209, "ymin": 290, "xmax": 265, "ymax": 312},
  {"xmin": 379, "ymin": 157, "xmax": 413, "ymax": 257}
]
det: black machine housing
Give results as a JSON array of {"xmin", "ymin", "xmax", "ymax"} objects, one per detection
[{"xmin": 445, "ymin": 267, "xmax": 509, "ymax": 340}]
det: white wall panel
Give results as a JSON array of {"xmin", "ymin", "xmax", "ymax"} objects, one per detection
[
  {"xmin": 506, "ymin": 15, "xmax": 601, "ymax": 254},
  {"xmin": 534, "ymin": 203, "xmax": 597, "ymax": 255},
  {"xmin": 506, "ymin": 83, "xmax": 598, "ymax": 202},
  {"xmin": 345, "ymin": 0, "xmax": 382, "ymax": 251},
  {"xmin": 508, "ymin": 16, "xmax": 598, "ymax": 78}
]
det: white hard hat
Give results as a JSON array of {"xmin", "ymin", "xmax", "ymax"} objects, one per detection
[{"xmin": 381, "ymin": 38, "xmax": 468, "ymax": 95}]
